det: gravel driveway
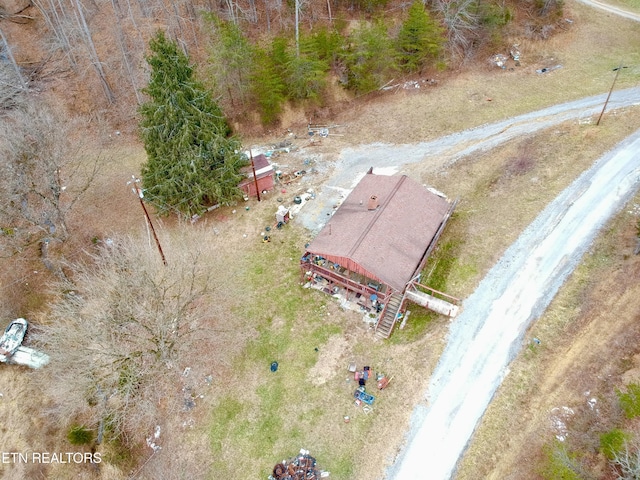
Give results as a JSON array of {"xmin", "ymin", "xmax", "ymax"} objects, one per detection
[
  {"xmin": 386, "ymin": 126, "xmax": 640, "ymax": 480},
  {"xmin": 292, "ymin": 85, "xmax": 640, "ymax": 479},
  {"xmin": 297, "ymin": 88, "xmax": 640, "ymax": 234}
]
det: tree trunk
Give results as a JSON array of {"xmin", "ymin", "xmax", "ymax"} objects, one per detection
[
  {"xmin": 31, "ymin": 0, "xmax": 77, "ymax": 68},
  {"xmin": 70, "ymin": 0, "xmax": 116, "ymax": 103},
  {"xmin": 0, "ymin": 28, "xmax": 27, "ymax": 90},
  {"xmin": 110, "ymin": 0, "xmax": 142, "ymax": 104}
]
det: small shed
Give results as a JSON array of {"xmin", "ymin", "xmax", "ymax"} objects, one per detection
[
  {"xmin": 276, "ymin": 205, "xmax": 290, "ymax": 224},
  {"xmin": 239, "ymin": 153, "xmax": 275, "ymax": 198}
]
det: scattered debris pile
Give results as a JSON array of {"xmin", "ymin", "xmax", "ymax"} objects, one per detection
[
  {"xmin": 348, "ymin": 363, "xmax": 393, "ymax": 414},
  {"xmin": 380, "ymin": 79, "xmax": 438, "ymax": 91},
  {"xmin": 0, "ymin": 318, "xmax": 49, "ymax": 369},
  {"xmin": 490, "ymin": 44, "xmax": 522, "ymax": 69},
  {"xmin": 307, "ymin": 124, "xmax": 343, "ymax": 138},
  {"xmin": 269, "ymin": 449, "xmax": 329, "ymax": 480},
  {"xmin": 0, "ymin": 318, "xmax": 27, "ymax": 361},
  {"xmin": 490, "ymin": 53, "xmax": 508, "ymax": 69},
  {"xmin": 536, "ymin": 64, "xmax": 562, "ymax": 74}
]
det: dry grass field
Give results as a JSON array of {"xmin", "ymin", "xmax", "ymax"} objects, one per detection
[{"xmin": 1, "ymin": 1, "xmax": 640, "ymax": 479}]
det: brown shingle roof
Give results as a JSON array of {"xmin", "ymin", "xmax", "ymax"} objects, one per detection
[{"xmin": 306, "ymin": 173, "xmax": 451, "ymax": 291}]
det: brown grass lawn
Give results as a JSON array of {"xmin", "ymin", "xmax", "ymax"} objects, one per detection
[{"xmin": 1, "ymin": 1, "xmax": 640, "ymax": 479}]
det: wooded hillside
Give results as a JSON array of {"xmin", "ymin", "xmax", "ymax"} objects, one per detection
[{"xmin": 0, "ymin": 0, "xmax": 565, "ymax": 132}]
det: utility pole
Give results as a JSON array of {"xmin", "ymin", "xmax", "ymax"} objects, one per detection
[
  {"xmin": 597, "ymin": 62, "xmax": 625, "ymax": 126},
  {"xmin": 250, "ymin": 150, "xmax": 261, "ymax": 202},
  {"xmin": 295, "ymin": 0, "xmax": 300, "ymax": 57},
  {"xmin": 128, "ymin": 176, "xmax": 167, "ymax": 266}
]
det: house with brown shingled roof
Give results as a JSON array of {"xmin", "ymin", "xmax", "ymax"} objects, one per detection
[{"xmin": 300, "ymin": 170, "xmax": 457, "ymax": 337}]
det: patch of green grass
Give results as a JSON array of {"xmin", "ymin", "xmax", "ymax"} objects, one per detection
[
  {"xmin": 389, "ymin": 306, "xmax": 438, "ymax": 344},
  {"xmin": 251, "ymin": 381, "xmax": 285, "ymax": 453},
  {"xmin": 299, "ymin": 406, "xmax": 325, "ymax": 424},
  {"xmin": 210, "ymin": 396, "xmax": 245, "ymax": 454},
  {"xmin": 308, "ymin": 323, "xmax": 342, "ymax": 345},
  {"xmin": 300, "ymin": 324, "xmax": 343, "ymax": 368},
  {"xmin": 327, "ymin": 453, "xmax": 355, "ymax": 478},
  {"xmin": 279, "ymin": 291, "xmax": 306, "ymax": 322},
  {"xmin": 539, "ymin": 441, "xmax": 584, "ymax": 480},
  {"xmin": 67, "ymin": 425, "xmax": 93, "ymax": 445},
  {"xmin": 422, "ymin": 239, "xmax": 461, "ymax": 292},
  {"xmin": 617, "ymin": 383, "xmax": 640, "ymax": 418},
  {"xmin": 248, "ymin": 325, "xmax": 291, "ymax": 364},
  {"xmin": 209, "ymin": 230, "xmax": 353, "ymax": 473},
  {"xmin": 452, "ymin": 260, "xmax": 479, "ymax": 286},
  {"xmin": 600, "ymin": 428, "xmax": 630, "ymax": 460}
]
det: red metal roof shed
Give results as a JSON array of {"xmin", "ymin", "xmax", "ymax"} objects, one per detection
[{"xmin": 239, "ymin": 153, "xmax": 275, "ymax": 198}]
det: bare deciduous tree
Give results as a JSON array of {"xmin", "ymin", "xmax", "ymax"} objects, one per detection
[
  {"xmin": 431, "ymin": 0, "xmax": 480, "ymax": 62},
  {"xmin": 0, "ymin": 100, "xmax": 98, "ymax": 262},
  {"xmin": 31, "ymin": 0, "xmax": 80, "ymax": 69},
  {"xmin": 0, "ymin": 27, "xmax": 27, "ymax": 106},
  {"xmin": 612, "ymin": 440, "xmax": 640, "ymax": 479},
  {"xmin": 34, "ymin": 236, "xmax": 216, "ymax": 446}
]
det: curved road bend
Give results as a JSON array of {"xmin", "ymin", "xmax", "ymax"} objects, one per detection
[
  {"xmin": 299, "ymin": 88, "xmax": 640, "ymax": 233},
  {"xmin": 386, "ymin": 2, "xmax": 640, "ymax": 476},
  {"xmin": 386, "ymin": 127, "xmax": 640, "ymax": 479}
]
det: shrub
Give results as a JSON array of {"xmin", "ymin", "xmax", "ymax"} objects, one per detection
[
  {"xmin": 252, "ymin": 48, "xmax": 286, "ymax": 125},
  {"xmin": 396, "ymin": 1, "xmax": 445, "ymax": 73},
  {"xmin": 539, "ymin": 441, "xmax": 584, "ymax": 480},
  {"xmin": 67, "ymin": 425, "xmax": 93, "ymax": 445},
  {"xmin": 341, "ymin": 19, "xmax": 396, "ymax": 94},
  {"xmin": 617, "ymin": 383, "xmax": 640, "ymax": 418},
  {"xmin": 600, "ymin": 428, "xmax": 630, "ymax": 460}
]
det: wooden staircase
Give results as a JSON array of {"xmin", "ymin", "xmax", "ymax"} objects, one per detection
[{"xmin": 375, "ymin": 293, "xmax": 404, "ymax": 339}]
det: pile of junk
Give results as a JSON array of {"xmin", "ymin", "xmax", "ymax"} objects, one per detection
[{"xmin": 269, "ymin": 449, "xmax": 329, "ymax": 480}]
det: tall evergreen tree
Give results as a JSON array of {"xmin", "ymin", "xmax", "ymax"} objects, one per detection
[
  {"xmin": 286, "ymin": 34, "xmax": 330, "ymax": 102},
  {"xmin": 204, "ymin": 14, "xmax": 256, "ymax": 109},
  {"xmin": 396, "ymin": 1, "xmax": 444, "ymax": 73},
  {"xmin": 341, "ymin": 20, "xmax": 396, "ymax": 94},
  {"xmin": 139, "ymin": 31, "xmax": 246, "ymax": 218},
  {"xmin": 252, "ymin": 46, "xmax": 287, "ymax": 125}
]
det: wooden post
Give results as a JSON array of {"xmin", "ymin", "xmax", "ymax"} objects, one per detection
[
  {"xmin": 250, "ymin": 150, "xmax": 261, "ymax": 202},
  {"xmin": 130, "ymin": 177, "xmax": 167, "ymax": 266},
  {"xmin": 597, "ymin": 62, "xmax": 623, "ymax": 126}
]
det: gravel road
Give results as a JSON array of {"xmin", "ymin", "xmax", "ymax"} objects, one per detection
[
  {"xmin": 292, "ymin": 84, "xmax": 640, "ymax": 479},
  {"xmin": 386, "ymin": 127, "xmax": 640, "ymax": 480},
  {"xmin": 298, "ymin": 88, "xmax": 640, "ymax": 233},
  {"xmin": 576, "ymin": 0, "xmax": 640, "ymax": 21}
]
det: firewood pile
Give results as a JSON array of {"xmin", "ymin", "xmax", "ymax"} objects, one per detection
[{"xmin": 269, "ymin": 449, "xmax": 328, "ymax": 479}]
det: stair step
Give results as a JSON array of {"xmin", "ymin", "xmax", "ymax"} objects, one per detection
[{"xmin": 374, "ymin": 293, "xmax": 405, "ymax": 338}]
